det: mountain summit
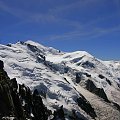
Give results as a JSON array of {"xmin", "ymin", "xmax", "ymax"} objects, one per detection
[{"xmin": 0, "ymin": 40, "xmax": 120, "ymax": 120}]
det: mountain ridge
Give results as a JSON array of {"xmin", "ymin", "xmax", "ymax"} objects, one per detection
[{"xmin": 0, "ymin": 40, "xmax": 120, "ymax": 120}]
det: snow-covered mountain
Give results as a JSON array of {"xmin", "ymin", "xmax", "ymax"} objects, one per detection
[{"xmin": 0, "ymin": 40, "xmax": 120, "ymax": 120}]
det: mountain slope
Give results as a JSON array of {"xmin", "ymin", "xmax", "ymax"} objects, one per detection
[{"xmin": 0, "ymin": 40, "xmax": 120, "ymax": 120}]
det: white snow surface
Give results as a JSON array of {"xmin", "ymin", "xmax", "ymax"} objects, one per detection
[{"xmin": 0, "ymin": 40, "xmax": 120, "ymax": 120}]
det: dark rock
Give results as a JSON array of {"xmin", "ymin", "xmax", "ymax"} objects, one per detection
[
  {"xmin": 0, "ymin": 83, "xmax": 15, "ymax": 118},
  {"xmin": 85, "ymin": 79, "xmax": 96, "ymax": 92},
  {"xmin": 43, "ymin": 56, "xmax": 46, "ymax": 61},
  {"xmin": 98, "ymin": 74, "xmax": 105, "ymax": 79},
  {"xmin": 69, "ymin": 109, "xmax": 88, "ymax": 120},
  {"xmin": 71, "ymin": 57, "xmax": 83, "ymax": 63},
  {"xmin": 84, "ymin": 73, "xmax": 91, "ymax": 77},
  {"xmin": 76, "ymin": 72, "xmax": 82, "ymax": 83},
  {"xmin": 112, "ymin": 102, "xmax": 120, "ymax": 111},
  {"xmin": 0, "ymin": 61, "xmax": 16, "ymax": 118},
  {"xmin": 118, "ymin": 78, "xmax": 120, "ymax": 82},
  {"xmin": 0, "ymin": 60, "xmax": 4, "ymax": 70},
  {"xmin": 0, "ymin": 60, "xmax": 51, "ymax": 120},
  {"xmin": 77, "ymin": 94, "xmax": 97, "ymax": 119},
  {"xmin": 64, "ymin": 77, "xmax": 70, "ymax": 84},
  {"xmin": 19, "ymin": 41, "xmax": 24, "ymax": 45},
  {"xmin": 27, "ymin": 43, "xmax": 42, "ymax": 53},
  {"xmin": 52, "ymin": 105, "xmax": 65, "ymax": 120},
  {"xmin": 6, "ymin": 44, "xmax": 11, "ymax": 47},
  {"xmin": 117, "ymin": 83, "xmax": 120, "ymax": 88},
  {"xmin": 81, "ymin": 61, "xmax": 95, "ymax": 69},
  {"xmin": 106, "ymin": 78, "xmax": 111, "ymax": 85},
  {"xmin": 86, "ymin": 80, "xmax": 110, "ymax": 102},
  {"xmin": 11, "ymin": 89, "xmax": 25, "ymax": 119},
  {"xmin": 32, "ymin": 89, "xmax": 50, "ymax": 120},
  {"xmin": 64, "ymin": 67, "xmax": 69, "ymax": 73},
  {"xmin": 96, "ymin": 88, "xmax": 110, "ymax": 102},
  {"xmin": 10, "ymin": 78, "xmax": 18, "ymax": 92}
]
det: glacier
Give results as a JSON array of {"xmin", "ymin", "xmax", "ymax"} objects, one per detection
[{"xmin": 0, "ymin": 40, "xmax": 120, "ymax": 120}]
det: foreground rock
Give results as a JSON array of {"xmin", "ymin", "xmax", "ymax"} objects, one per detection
[{"xmin": 0, "ymin": 60, "xmax": 51, "ymax": 120}]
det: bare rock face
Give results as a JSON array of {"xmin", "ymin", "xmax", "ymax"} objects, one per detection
[
  {"xmin": 0, "ymin": 60, "xmax": 4, "ymax": 70},
  {"xmin": 77, "ymin": 94, "xmax": 97, "ymax": 119},
  {"xmin": 86, "ymin": 79, "xmax": 109, "ymax": 102},
  {"xmin": 0, "ymin": 60, "xmax": 16, "ymax": 119},
  {"xmin": 0, "ymin": 60, "xmax": 51, "ymax": 120}
]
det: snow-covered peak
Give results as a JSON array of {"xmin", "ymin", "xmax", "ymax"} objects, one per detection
[
  {"xmin": 0, "ymin": 40, "xmax": 120, "ymax": 120},
  {"xmin": 25, "ymin": 40, "xmax": 47, "ymax": 49},
  {"xmin": 25, "ymin": 40, "xmax": 61, "ymax": 55},
  {"xmin": 67, "ymin": 51, "xmax": 93, "ymax": 58}
]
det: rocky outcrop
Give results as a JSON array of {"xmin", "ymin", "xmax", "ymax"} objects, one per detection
[
  {"xmin": 106, "ymin": 78, "xmax": 112, "ymax": 85},
  {"xmin": 52, "ymin": 105, "xmax": 65, "ymax": 120},
  {"xmin": 69, "ymin": 110, "xmax": 88, "ymax": 120},
  {"xmin": 81, "ymin": 61, "xmax": 95, "ymax": 69},
  {"xmin": 86, "ymin": 79, "xmax": 110, "ymax": 102},
  {"xmin": 112, "ymin": 102, "xmax": 120, "ymax": 111},
  {"xmin": 0, "ymin": 60, "xmax": 4, "ymax": 70},
  {"xmin": 0, "ymin": 60, "xmax": 17, "ymax": 119},
  {"xmin": 98, "ymin": 74, "xmax": 105, "ymax": 79},
  {"xmin": 0, "ymin": 60, "xmax": 51, "ymax": 120},
  {"xmin": 84, "ymin": 73, "xmax": 91, "ymax": 77},
  {"xmin": 77, "ymin": 94, "xmax": 97, "ymax": 119},
  {"xmin": 76, "ymin": 72, "xmax": 82, "ymax": 83}
]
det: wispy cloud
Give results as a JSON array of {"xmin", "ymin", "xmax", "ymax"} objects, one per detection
[
  {"xmin": 48, "ymin": 0, "xmax": 99, "ymax": 15},
  {"xmin": 0, "ymin": 0, "xmax": 85, "ymax": 30},
  {"xmin": 0, "ymin": 0, "xmax": 118, "ymax": 25},
  {"xmin": 48, "ymin": 0, "xmax": 120, "ymax": 30},
  {"xmin": 0, "ymin": 1, "xmax": 57, "ymax": 23},
  {"xmin": 0, "ymin": 1, "xmax": 27, "ymax": 19},
  {"xmin": 0, "ymin": 0, "xmax": 103, "ymax": 24},
  {"xmin": 44, "ymin": 24, "xmax": 120, "ymax": 41},
  {"xmin": 0, "ymin": 0, "xmax": 120, "ymax": 42}
]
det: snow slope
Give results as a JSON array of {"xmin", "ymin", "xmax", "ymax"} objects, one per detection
[{"xmin": 0, "ymin": 40, "xmax": 120, "ymax": 120}]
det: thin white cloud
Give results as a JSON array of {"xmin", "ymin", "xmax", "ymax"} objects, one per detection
[
  {"xmin": 0, "ymin": 0, "xmax": 103, "ymax": 24},
  {"xmin": 44, "ymin": 25, "xmax": 120, "ymax": 41},
  {"xmin": 48, "ymin": 0, "xmax": 105, "ymax": 18},
  {"xmin": 0, "ymin": 0, "xmax": 120, "ymax": 42},
  {"xmin": 0, "ymin": 1, "xmax": 57, "ymax": 23}
]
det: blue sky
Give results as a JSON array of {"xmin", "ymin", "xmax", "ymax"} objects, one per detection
[{"xmin": 0, "ymin": 0, "xmax": 120, "ymax": 60}]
